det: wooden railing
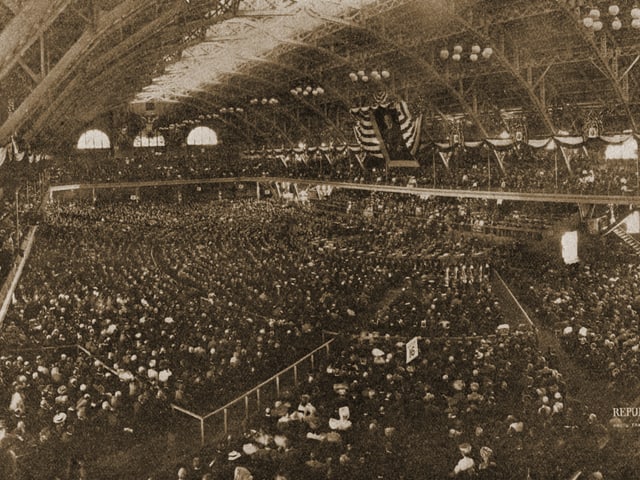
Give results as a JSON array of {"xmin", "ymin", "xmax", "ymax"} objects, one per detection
[{"xmin": 170, "ymin": 337, "xmax": 335, "ymax": 446}]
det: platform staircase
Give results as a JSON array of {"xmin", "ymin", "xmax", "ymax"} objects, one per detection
[{"xmin": 611, "ymin": 225, "xmax": 640, "ymax": 255}]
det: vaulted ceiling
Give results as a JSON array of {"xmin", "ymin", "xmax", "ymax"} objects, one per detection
[{"xmin": 2, "ymin": 0, "xmax": 640, "ymax": 150}]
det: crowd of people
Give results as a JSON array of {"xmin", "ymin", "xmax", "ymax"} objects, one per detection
[
  {"xmin": 42, "ymin": 144, "xmax": 640, "ymax": 197},
  {"xmin": 506, "ymin": 238, "xmax": 640, "ymax": 390},
  {"xmin": 0, "ymin": 192, "xmax": 524, "ymax": 477},
  {"xmin": 160, "ymin": 329, "xmax": 616, "ymax": 480},
  {"xmin": 0, "ymin": 180, "xmax": 634, "ymax": 478}
]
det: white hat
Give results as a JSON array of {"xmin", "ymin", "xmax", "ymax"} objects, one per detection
[
  {"xmin": 454, "ymin": 456, "xmax": 475, "ymax": 474},
  {"xmin": 53, "ymin": 412, "xmax": 67, "ymax": 424},
  {"xmin": 458, "ymin": 443, "xmax": 472, "ymax": 455},
  {"xmin": 242, "ymin": 443, "xmax": 258, "ymax": 455},
  {"xmin": 228, "ymin": 450, "xmax": 241, "ymax": 461}
]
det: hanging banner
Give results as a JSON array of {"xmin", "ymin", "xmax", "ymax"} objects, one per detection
[
  {"xmin": 438, "ymin": 151, "xmax": 452, "ymax": 170},
  {"xmin": 559, "ymin": 145, "xmax": 575, "ymax": 175},
  {"xmin": 406, "ymin": 337, "xmax": 419, "ymax": 364},
  {"xmin": 492, "ymin": 149, "xmax": 507, "ymax": 173}
]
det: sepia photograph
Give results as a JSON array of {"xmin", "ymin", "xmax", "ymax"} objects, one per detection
[{"xmin": 1, "ymin": 0, "xmax": 640, "ymax": 479}]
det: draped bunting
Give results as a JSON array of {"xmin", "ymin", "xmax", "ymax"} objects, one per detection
[
  {"xmin": 598, "ymin": 134, "xmax": 632, "ymax": 144},
  {"xmin": 353, "ymin": 124, "xmax": 384, "ymax": 159},
  {"xmin": 553, "ymin": 136, "xmax": 584, "ymax": 146},
  {"xmin": 242, "ymin": 131, "xmax": 640, "ymax": 170},
  {"xmin": 527, "ymin": 138, "xmax": 554, "ymax": 149},
  {"xmin": 351, "ymin": 100, "xmax": 422, "ymax": 166},
  {"xmin": 429, "ymin": 134, "xmax": 636, "ymax": 152},
  {"xmin": 485, "ymin": 138, "xmax": 514, "ymax": 148}
]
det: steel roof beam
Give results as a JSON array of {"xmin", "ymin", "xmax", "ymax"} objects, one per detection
[
  {"xmin": 558, "ymin": 2, "xmax": 637, "ymax": 131},
  {"xmin": 0, "ymin": 0, "xmax": 73, "ymax": 84},
  {"xmin": 305, "ymin": 7, "xmax": 490, "ymax": 138},
  {"xmin": 0, "ymin": 0, "xmax": 163, "ymax": 143}
]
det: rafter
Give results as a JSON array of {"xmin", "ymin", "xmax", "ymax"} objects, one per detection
[
  {"xmin": 558, "ymin": 2, "xmax": 637, "ymax": 131},
  {"xmin": 450, "ymin": 16, "xmax": 557, "ymax": 134},
  {"xmin": 304, "ymin": 7, "xmax": 490, "ymax": 138},
  {"xmin": 1, "ymin": 0, "xmax": 20, "ymax": 16},
  {"xmin": 194, "ymin": 74, "xmax": 323, "ymax": 141},
  {"xmin": 183, "ymin": 100, "xmax": 296, "ymax": 148},
  {"xmin": 0, "ymin": 0, "xmax": 166, "ymax": 143},
  {"xmin": 0, "ymin": 0, "xmax": 72, "ymax": 84},
  {"xmin": 26, "ymin": 1, "xmax": 242, "ymax": 144}
]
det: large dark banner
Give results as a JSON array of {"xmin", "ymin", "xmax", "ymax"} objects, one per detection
[{"xmin": 372, "ymin": 106, "xmax": 414, "ymax": 162}]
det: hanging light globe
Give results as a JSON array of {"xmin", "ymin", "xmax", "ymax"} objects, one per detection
[
  {"xmin": 452, "ymin": 53, "xmax": 461, "ymax": 61},
  {"xmin": 302, "ymin": 90, "xmax": 309, "ymax": 96},
  {"xmin": 440, "ymin": 49, "xmax": 449, "ymax": 60},
  {"xmin": 290, "ymin": 89, "xmax": 297, "ymax": 95},
  {"xmin": 261, "ymin": 98, "xmax": 268, "ymax": 105},
  {"xmin": 381, "ymin": 70, "xmax": 390, "ymax": 78},
  {"xmin": 583, "ymin": 16, "xmax": 594, "ymax": 28},
  {"xmin": 357, "ymin": 70, "xmax": 366, "ymax": 78},
  {"xmin": 361, "ymin": 75, "xmax": 369, "ymax": 82},
  {"xmin": 453, "ymin": 45, "xmax": 463, "ymax": 54},
  {"xmin": 316, "ymin": 87, "xmax": 325, "ymax": 94},
  {"xmin": 482, "ymin": 47, "xmax": 493, "ymax": 58},
  {"xmin": 593, "ymin": 20, "xmax": 604, "ymax": 31},
  {"xmin": 371, "ymin": 70, "xmax": 381, "ymax": 80},
  {"xmin": 471, "ymin": 45, "xmax": 481, "ymax": 54},
  {"xmin": 589, "ymin": 8, "xmax": 600, "ymax": 18},
  {"xmin": 632, "ymin": 17, "xmax": 640, "ymax": 28},
  {"xmin": 609, "ymin": 5, "xmax": 620, "ymax": 16},
  {"xmin": 349, "ymin": 72, "xmax": 358, "ymax": 82},
  {"xmin": 632, "ymin": 7, "xmax": 640, "ymax": 19},
  {"xmin": 470, "ymin": 53, "xmax": 478, "ymax": 62},
  {"xmin": 612, "ymin": 17, "xmax": 622, "ymax": 30}
]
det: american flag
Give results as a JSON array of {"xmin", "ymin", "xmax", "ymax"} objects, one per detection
[{"xmin": 351, "ymin": 97, "xmax": 422, "ymax": 166}]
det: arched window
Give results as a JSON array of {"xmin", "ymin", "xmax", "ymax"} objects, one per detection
[
  {"xmin": 133, "ymin": 134, "xmax": 166, "ymax": 148},
  {"xmin": 605, "ymin": 137, "xmax": 638, "ymax": 160},
  {"xmin": 77, "ymin": 129, "xmax": 111, "ymax": 150},
  {"xmin": 186, "ymin": 126, "xmax": 218, "ymax": 146}
]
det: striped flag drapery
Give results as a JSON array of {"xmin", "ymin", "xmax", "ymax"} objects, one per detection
[{"xmin": 351, "ymin": 99, "xmax": 422, "ymax": 168}]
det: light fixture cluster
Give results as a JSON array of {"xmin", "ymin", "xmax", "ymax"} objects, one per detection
[
  {"xmin": 249, "ymin": 97, "xmax": 280, "ymax": 105},
  {"xmin": 348, "ymin": 69, "xmax": 391, "ymax": 83},
  {"xmin": 439, "ymin": 45, "xmax": 493, "ymax": 62},
  {"xmin": 582, "ymin": 5, "xmax": 640, "ymax": 31},
  {"xmin": 290, "ymin": 85, "xmax": 325, "ymax": 96},
  {"xmin": 219, "ymin": 106, "xmax": 244, "ymax": 114}
]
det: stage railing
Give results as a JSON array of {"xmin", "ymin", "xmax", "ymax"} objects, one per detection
[{"xmin": 170, "ymin": 337, "xmax": 335, "ymax": 447}]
